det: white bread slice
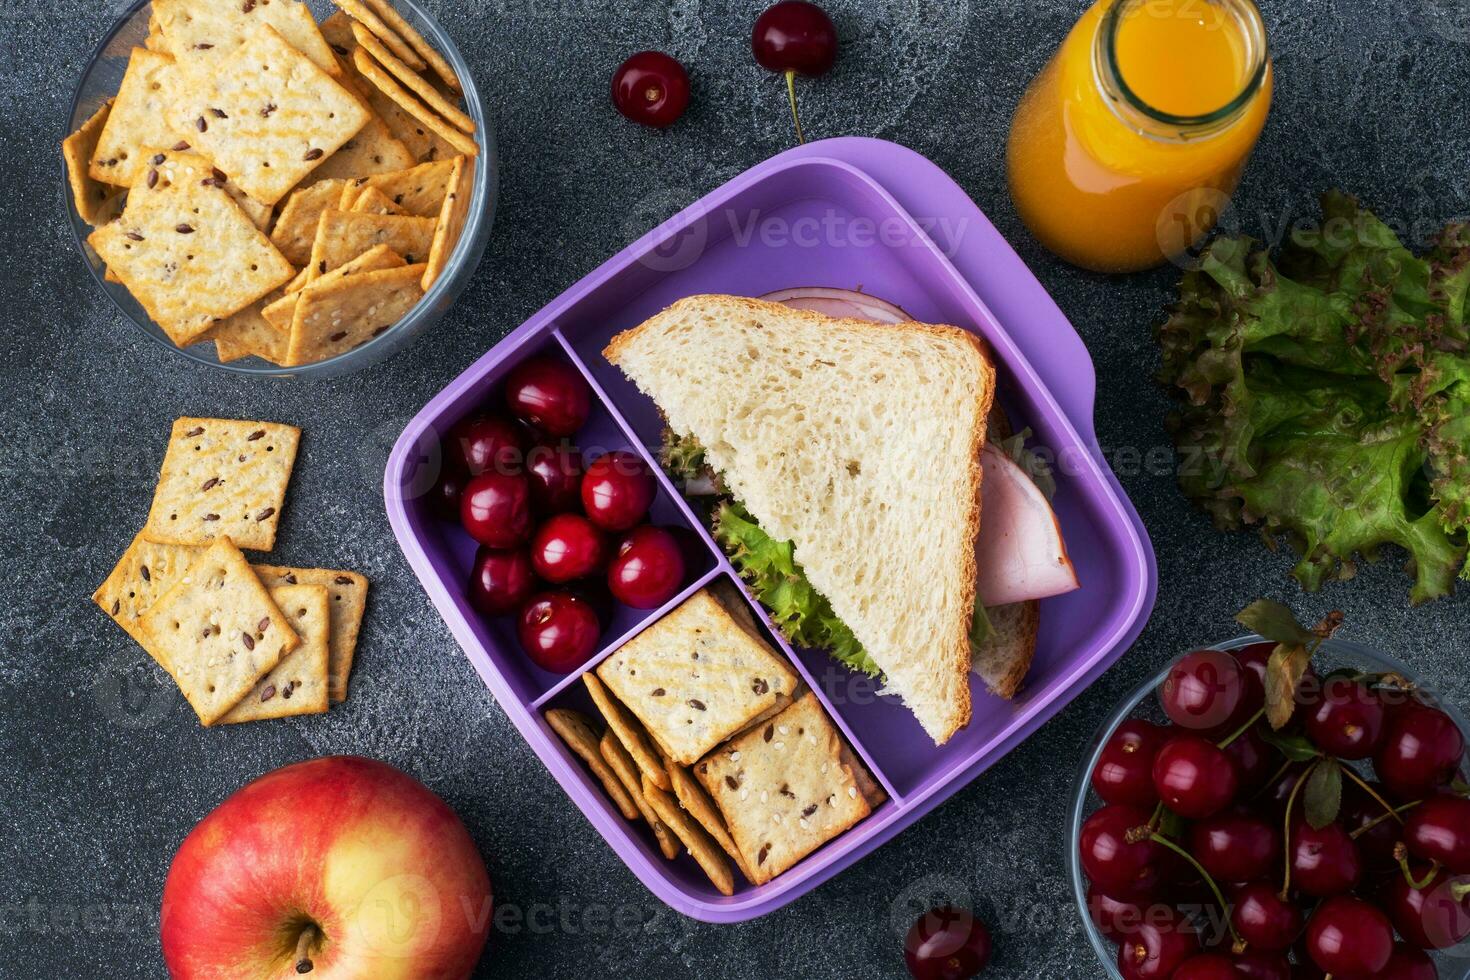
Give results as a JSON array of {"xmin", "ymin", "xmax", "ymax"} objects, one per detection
[
  {"xmin": 605, "ymin": 295, "xmax": 996, "ymax": 744},
  {"xmin": 971, "ymin": 601, "xmax": 1040, "ymax": 700}
]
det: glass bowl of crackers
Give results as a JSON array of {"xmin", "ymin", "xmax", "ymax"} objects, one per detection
[{"xmin": 62, "ymin": 0, "xmax": 496, "ymax": 377}]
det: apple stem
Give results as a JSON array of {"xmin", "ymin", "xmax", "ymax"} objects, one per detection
[
  {"xmin": 784, "ymin": 70, "xmax": 805, "ymax": 144},
  {"xmin": 295, "ymin": 925, "xmax": 319, "ymax": 974}
]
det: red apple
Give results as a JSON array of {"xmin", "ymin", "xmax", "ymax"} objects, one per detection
[{"xmin": 161, "ymin": 756, "xmax": 492, "ymax": 978}]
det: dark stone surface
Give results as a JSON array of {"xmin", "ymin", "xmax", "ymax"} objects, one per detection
[{"xmin": 3, "ymin": 0, "xmax": 1468, "ymax": 977}]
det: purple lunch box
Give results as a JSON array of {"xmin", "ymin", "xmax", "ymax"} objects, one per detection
[{"xmin": 384, "ymin": 137, "xmax": 1158, "ymax": 922}]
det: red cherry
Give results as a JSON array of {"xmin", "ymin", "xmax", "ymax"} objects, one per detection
[
  {"xmin": 1189, "ymin": 808, "xmax": 1279, "ymax": 883},
  {"xmin": 1262, "ymin": 763, "xmax": 1313, "ymax": 819},
  {"xmin": 1086, "ymin": 886, "xmax": 1150, "ymax": 941},
  {"xmin": 1092, "ymin": 719, "xmax": 1167, "ymax": 808},
  {"xmin": 611, "ymin": 51, "xmax": 691, "ymax": 129},
  {"xmin": 1115, "ymin": 906, "xmax": 1199, "ymax": 980},
  {"xmin": 517, "ymin": 591, "xmax": 601, "ymax": 673},
  {"xmin": 752, "ymin": 1, "xmax": 837, "ymax": 76},
  {"xmin": 1405, "ymin": 795, "xmax": 1470, "ymax": 873},
  {"xmin": 1376, "ymin": 700, "xmax": 1466, "ymax": 801},
  {"xmin": 581, "ymin": 451, "xmax": 656, "ymax": 531},
  {"xmin": 460, "ymin": 471, "xmax": 533, "ymax": 548},
  {"xmin": 505, "ymin": 356, "xmax": 591, "ymax": 437},
  {"xmin": 1340, "ymin": 780, "xmax": 1404, "ymax": 874},
  {"xmin": 1303, "ymin": 678, "xmax": 1386, "ymax": 759},
  {"xmin": 1304, "ymin": 896, "xmax": 1394, "ymax": 976},
  {"xmin": 430, "ymin": 463, "xmax": 469, "ymax": 521},
  {"xmin": 1160, "ymin": 650, "xmax": 1248, "ymax": 731},
  {"xmin": 902, "ymin": 906, "xmax": 991, "ymax": 980},
  {"xmin": 1171, "ymin": 954, "xmax": 1236, "ymax": 980},
  {"xmin": 1222, "ymin": 725, "xmax": 1274, "ymax": 794},
  {"xmin": 1229, "ymin": 950, "xmax": 1291, "ymax": 980},
  {"xmin": 1383, "ymin": 942, "xmax": 1439, "ymax": 980},
  {"xmin": 525, "ymin": 443, "xmax": 584, "ymax": 514},
  {"xmin": 530, "ymin": 514, "xmax": 609, "ymax": 584},
  {"xmin": 1079, "ymin": 804, "xmax": 1164, "ymax": 899},
  {"xmin": 1231, "ymin": 641, "xmax": 1275, "ymax": 686},
  {"xmin": 1230, "ymin": 882, "xmax": 1304, "ymax": 951},
  {"xmin": 1152, "ymin": 734, "xmax": 1239, "ymax": 819},
  {"xmin": 1288, "ymin": 819, "xmax": 1362, "ymax": 897},
  {"xmin": 607, "ymin": 526, "xmax": 686, "ymax": 609},
  {"xmin": 446, "ymin": 414, "xmax": 526, "ymax": 475},
  {"xmin": 467, "ymin": 547, "xmax": 537, "ymax": 617},
  {"xmin": 1385, "ymin": 863, "xmax": 1470, "ymax": 949}
]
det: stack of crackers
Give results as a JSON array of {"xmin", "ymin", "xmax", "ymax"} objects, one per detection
[
  {"xmin": 545, "ymin": 584, "xmax": 884, "ymax": 895},
  {"xmin": 62, "ymin": 0, "xmax": 479, "ymax": 367},
  {"xmin": 93, "ymin": 418, "xmax": 369, "ymax": 726}
]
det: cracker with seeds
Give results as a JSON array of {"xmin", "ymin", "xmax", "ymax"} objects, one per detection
[
  {"xmin": 339, "ymin": 158, "xmax": 455, "ymax": 217},
  {"xmin": 583, "ymin": 672, "xmax": 671, "ymax": 791},
  {"xmin": 145, "ymin": 12, "xmax": 168, "ymax": 52},
  {"xmin": 359, "ymin": 0, "xmax": 460, "ymax": 93},
  {"xmin": 88, "ymin": 179, "xmax": 294, "ymax": 346},
  {"xmin": 307, "ymin": 210, "xmax": 434, "ymax": 279},
  {"xmin": 350, "ymin": 186, "xmax": 407, "ymax": 216},
  {"xmin": 252, "ymin": 565, "xmax": 369, "ymax": 702},
  {"xmin": 263, "ymin": 244, "xmax": 406, "ymax": 334},
  {"xmin": 173, "ymin": 24, "xmax": 370, "ymax": 206},
  {"xmin": 641, "ymin": 776, "xmax": 735, "ymax": 896},
  {"xmin": 350, "ymin": 23, "xmax": 472, "ymax": 134},
  {"xmin": 596, "ymin": 587, "xmax": 799, "ymax": 766},
  {"xmin": 153, "ymin": 0, "xmax": 339, "ymax": 80},
  {"xmin": 89, "ymin": 48, "xmax": 183, "ymax": 187},
  {"xmin": 422, "ymin": 154, "xmax": 474, "ymax": 291},
  {"xmin": 219, "ymin": 584, "xmax": 332, "ymax": 723},
  {"xmin": 693, "ymin": 693, "xmax": 872, "ymax": 885},
  {"xmin": 206, "ymin": 291, "xmax": 291, "ymax": 364},
  {"xmin": 137, "ymin": 537, "xmax": 300, "ymax": 726},
  {"xmin": 337, "ymin": 45, "xmax": 455, "ymax": 164},
  {"xmin": 64, "ymin": 101, "xmax": 126, "ymax": 225},
  {"xmin": 331, "ymin": 0, "xmax": 426, "ymax": 71},
  {"xmin": 93, "ymin": 534, "xmax": 203, "ymax": 657},
  {"xmin": 667, "ymin": 760, "xmax": 755, "ymax": 883},
  {"xmin": 271, "ymin": 179, "xmax": 350, "ymax": 266},
  {"xmin": 351, "ymin": 49, "xmax": 477, "ymax": 158},
  {"xmin": 137, "ymin": 148, "xmax": 273, "ymax": 231},
  {"xmin": 286, "ymin": 262, "xmax": 424, "ymax": 365},
  {"xmin": 303, "ymin": 114, "xmax": 417, "ymax": 186},
  {"xmin": 601, "ymin": 733, "xmax": 680, "ymax": 860},
  {"xmin": 546, "ymin": 709, "xmax": 640, "ymax": 821},
  {"xmin": 142, "ymin": 418, "xmax": 301, "ymax": 551}
]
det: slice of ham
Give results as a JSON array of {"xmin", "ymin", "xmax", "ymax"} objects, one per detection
[
  {"xmin": 758, "ymin": 287, "xmax": 909, "ymax": 324},
  {"xmin": 975, "ymin": 444, "xmax": 1079, "ymax": 606}
]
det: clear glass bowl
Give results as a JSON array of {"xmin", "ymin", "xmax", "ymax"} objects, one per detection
[
  {"xmin": 1067, "ymin": 634, "xmax": 1470, "ymax": 978},
  {"xmin": 63, "ymin": 0, "xmax": 497, "ymax": 378}
]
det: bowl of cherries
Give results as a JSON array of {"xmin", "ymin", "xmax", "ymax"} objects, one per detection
[
  {"xmin": 1070, "ymin": 600, "xmax": 1470, "ymax": 980},
  {"xmin": 434, "ymin": 354, "xmax": 694, "ymax": 675}
]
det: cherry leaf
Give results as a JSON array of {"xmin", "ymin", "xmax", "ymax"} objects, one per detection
[
  {"xmin": 1265, "ymin": 642, "xmax": 1313, "ymax": 730},
  {"xmin": 1304, "ymin": 758, "xmax": 1343, "ymax": 830},
  {"xmin": 1158, "ymin": 808, "xmax": 1187, "ymax": 841},
  {"xmin": 1260, "ymin": 729, "xmax": 1323, "ymax": 763},
  {"xmin": 1236, "ymin": 600, "xmax": 1317, "ymax": 646}
]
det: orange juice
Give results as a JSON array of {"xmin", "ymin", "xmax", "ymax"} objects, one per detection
[{"xmin": 1007, "ymin": 0, "xmax": 1272, "ymax": 273}]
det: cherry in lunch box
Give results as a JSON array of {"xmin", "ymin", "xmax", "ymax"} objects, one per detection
[
  {"xmin": 1384, "ymin": 863, "xmax": 1470, "ymax": 950},
  {"xmin": 525, "ymin": 443, "xmax": 584, "ymax": 514},
  {"xmin": 1169, "ymin": 954, "xmax": 1236, "ymax": 980},
  {"xmin": 1158, "ymin": 649, "xmax": 1246, "ymax": 731},
  {"xmin": 752, "ymin": 1, "xmax": 836, "ymax": 143},
  {"xmin": 582, "ymin": 451, "xmax": 656, "ymax": 531},
  {"xmin": 1303, "ymin": 895, "xmax": 1395, "ymax": 977},
  {"xmin": 611, "ymin": 51, "xmax": 691, "ymax": 129},
  {"xmin": 607, "ymin": 526, "xmax": 686, "ymax": 609},
  {"xmin": 1404, "ymin": 795, "xmax": 1470, "ymax": 873},
  {"xmin": 1079, "ymin": 804, "xmax": 1165, "ymax": 898},
  {"xmin": 1230, "ymin": 882, "xmax": 1304, "ymax": 951},
  {"xmin": 504, "ymin": 356, "xmax": 591, "ymax": 437},
  {"xmin": 902, "ymin": 906, "xmax": 992, "ymax": 980},
  {"xmin": 530, "ymin": 514, "xmax": 609, "ymax": 584},
  {"xmin": 430, "ymin": 464, "xmax": 470, "ymax": 521},
  {"xmin": 517, "ymin": 591, "xmax": 602, "ymax": 673},
  {"xmin": 447, "ymin": 414, "xmax": 526, "ymax": 475},
  {"xmin": 460, "ymin": 471, "xmax": 534, "ymax": 549},
  {"xmin": 1151, "ymin": 733, "xmax": 1238, "ymax": 819},
  {"xmin": 1303, "ymin": 677, "xmax": 1385, "ymax": 759},
  {"xmin": 468, "ymin": 547, "xmax": 537, "ymax": 617},
  {"xmin": 1375, "ymin": 700, "xmax": 1466, "ymax": 801},
  {"xmin": 1287, "ymin": 819, "xmax": 1362, "ymax": 897},
  {"xmin": 1382, "ymin": 943, "xmax": 1439, "ymax": 980},
  {"xmin": 1188, "ymin": 808, "xmax": 1278, "ymax": 883},
  {"xmin": 1092, "ymin": 719, "xmax": 1166, "ymax": 808},
  {"xmin": 1115, "ymin": 906, "xmax": 1199, "ymax": 980}
]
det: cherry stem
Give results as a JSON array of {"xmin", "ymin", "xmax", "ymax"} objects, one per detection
[
  {"xmin": 1455, "ymin": 882, "xmax": 1470, "ymax": 902},
  {"xmin": 783, "ymin": 70, "xmax": 805, "ymax": 144},
  {"xmin": 1340, "ymin": 767, "xmax": 1404, "ymax": 824},
  {"xmin": 1127, "ymin": 802, "xmax": 1167, "ymax": 844},
  {"xmin": 294, "ymin": 925, "xmax": 318, "ymax": 974},
  {"xmin": 1252, "ymin": 758, "xmax": 1296, "ymax": 804},
  {"xmin": 1216, "ymin": 707, "xmax": 1265, "ymax": 750},
  {"xmin": 1148, "ymin": 833, "xmax": 1243, "ymax": 948},
  {"xmin": 1351, "ymin": 800, "xmax": 1422, "ymax": 839},
  {"xmin": 1280, "ymin": 761, "xmax": 1318, "ymax": 900},
  {"xmin": 1397, "ymin": 850, "xmax": 1442, "ymax": 891}
]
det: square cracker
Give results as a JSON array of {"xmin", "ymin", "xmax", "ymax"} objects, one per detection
[
  {"xmin": 286, "ymin": 262, "xmax": 425, "ymax": 366},
  {"xmin": 351, "ymin": 186, "xmax": 407, "ymax": 216},
  {"xmin": 93, "ymin": 534, "xmax": 203, "ymax": 657},
  {"xmin": 693, "ymin": 693, "xmax": 872, "ymax": 885},
  {"xmin": 351, "ymin": 49, "xmax": 478, "ymax": 158},
  {"xmin": 641, "ymin": 776, "xmax": 735, "ymax": 896},
  {"xmin": 271, "ymin": 179, "xmax": 350, "ymax": 266},
  {"xmin": 137, "ymin": 537, "xmax": 300, "ymax": 726},
  {"xmin": 153, "ymin": 0, "xmax": 339, "ymax": 80},
  {"xmin": 331, "ymin": 0, "xmax": 427, "ymax": 71},
  {"xmin": 545, "ymin": 709, "xmax": 640, "ymax": 821},
  {"xmin": 142, "ymin": 417, "xmax": 301, "ymax": 551},
  {"xmin": 350, "ymin": 22, "xmax": 472, "ymax": 134},
  {"xmin": 219, "ymin": 584, "xmax": 332, "ymax": 723},
  {"xmin": 339, "ymin": 158, "xmax": 455, "ymax": 217},
  {"xmin": 64, "ymin": 101, "xmax": 126, "ymax": 225},
  {"xmin": 88, "ymin": 178, "xmax": 293, "ymax": 345},
  {"xmin": 301, "ymin": 113, "xmax": 417, "ymax": 187},
  {"xmin": 307, "ymin": 210, "xmax": 434, "ymax": 279},
  {"xmin": 422, "ymin": 154, "xmax": 473, "ymax": 291},
  {"xmin": 263, "ymin": 244, "xmax": 406, "ymax": 334},
  {"xmin": 252, "ymin": 565, "xmax": 369, "ymax": 702},
  {"xmin": 173, "ymin": 24, "xmax": 370, "ymax": 206},
  {"xmin": 206, "ymin": 290, "xmax": 290, "ymax": 365},
  {"xmin": 667, "ymin": 760, "xmax": 755, "ymax": 883},
  {"xmin": 601, "ymin": 733, "xmax": 680, "ymax": 860},
  {"xmin": 89, "ymin": 48, "xmax": 183, "ymax": 187},
  {"xmin": 358, "ymin": 0, "xmax": 461, "ymax": 93},
  {"xmin": 595, "ymin": 586, "xmax": 799, "ymax": 766},
  {"xmin": 330, "ymin": 37, "xmax": 456, "ymax": 165},
  {"xmin": 583, "ymin": 672, "xmax": 671, "ymax": 791},
  {"xmin": 138, "ymin": 148, "xmax": 273, "ymax": 231}
]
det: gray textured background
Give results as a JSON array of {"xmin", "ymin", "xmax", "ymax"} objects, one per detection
[{"xmin": 4, "ymin": 0, "xmax": 1470, "ymax": 977}]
